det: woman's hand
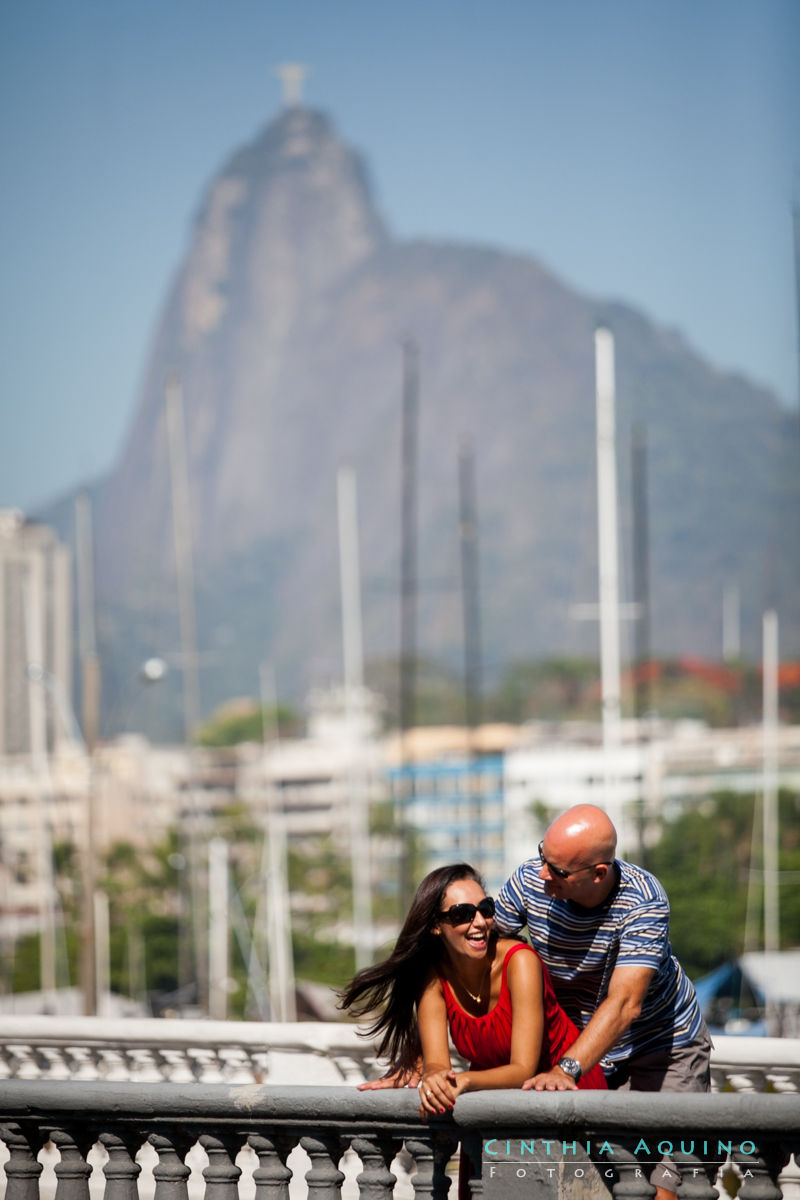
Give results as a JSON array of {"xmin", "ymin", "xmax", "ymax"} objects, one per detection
[
  {"xmin": 358, "ymin": 1062, "xmax": 421, "ymax": 1091},
  {"xmin": 417, "ymin": 1069, "xmax": 470, "ymax": 1116}
]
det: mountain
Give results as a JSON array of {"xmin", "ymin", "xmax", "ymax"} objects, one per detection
[{"xmin": 50, "ymin": 105, "xmax": 800, "ymax": 730}]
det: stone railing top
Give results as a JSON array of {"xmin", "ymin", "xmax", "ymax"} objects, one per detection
[
  {"xmin": 0, "ymin": 1015, "xmax": 367, "ymax": 1052},
  {"xmin": 708, "ymin": 1035, "xmax": 800, "ymax": 1068},
  {"xmin": 0, "ymin": 1078, "xmax": 798, "ymax": 1134}
]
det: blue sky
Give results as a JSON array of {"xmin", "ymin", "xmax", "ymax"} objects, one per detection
[{"xmin": 1, "ymin": 0, "xmax": 798, "ymax": 512}]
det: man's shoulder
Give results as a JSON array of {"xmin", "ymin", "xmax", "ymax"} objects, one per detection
[
  {"xmin": 617, "ymin": 860, "xmax": 669, "ymax": 907},
  {"xmin": 497, "ymin": 858, "xmax": 548, "ymax": 915},
  {"xmin": 501, "ymin": 856, "xmax": 545, "ymax": 890}
]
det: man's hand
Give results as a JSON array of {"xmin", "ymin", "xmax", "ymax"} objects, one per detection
[
  {"xmin": 357, "ymin": 1063, "xmax": 421, "ymax": 1091},
  {"xmin": 522, "ymin": 1067, "xmax": 578, "ymax": 1091}
]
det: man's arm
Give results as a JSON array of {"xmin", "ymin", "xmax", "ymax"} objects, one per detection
[{"xmin": 524, "ymin": 964, "xmax": 654, "ymax": 1090}]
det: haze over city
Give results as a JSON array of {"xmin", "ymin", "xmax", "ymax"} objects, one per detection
[{"xmin": 1, "ymin": 0, "xmax": 798, "ymax": 514}]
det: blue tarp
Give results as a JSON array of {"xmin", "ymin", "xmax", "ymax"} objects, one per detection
[{"xmin": 692, "ymin": 957, "xmax": 772, "ymax": 1037}]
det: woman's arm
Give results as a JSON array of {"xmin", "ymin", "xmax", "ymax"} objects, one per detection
[{"xmin": 417, "ymin": 974, "xmax": 458, "ymax": 1114}]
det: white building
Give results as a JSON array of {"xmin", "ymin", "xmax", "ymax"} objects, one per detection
[
  {"xmin": 503, "ymin": 719, "xmax": 800, "ymax": 876},
  {"xmin": 0, "ymin": 510, "xmax": 71, "ymax": 756},
  {"xmin": 238, "ymin": 686, "xmax": 388, "ymax": 844}
]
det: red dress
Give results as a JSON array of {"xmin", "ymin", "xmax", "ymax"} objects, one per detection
[{"xmin": 439, "ymin": 941, "xmax": 607, "ymax": 1088}]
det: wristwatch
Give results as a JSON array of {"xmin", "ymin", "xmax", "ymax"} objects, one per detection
[{"xmin": 556, "ymin": 1056, "xmax": 582, "ymax": 1082}]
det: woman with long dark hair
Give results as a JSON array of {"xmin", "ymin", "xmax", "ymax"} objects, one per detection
[{"xmin": 339, "ymin": 863, "xmax": 606, "ymax": 1115}]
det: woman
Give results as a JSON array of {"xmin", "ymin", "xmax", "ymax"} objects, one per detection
[{"xmin": 339, "ymin": 862, "xmax": 606, "ymax": 1116}]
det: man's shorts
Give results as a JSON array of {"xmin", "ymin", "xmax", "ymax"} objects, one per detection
[{"xmin": 605, "ymin": 1027, "xmax": 712, "ymax": 1093}]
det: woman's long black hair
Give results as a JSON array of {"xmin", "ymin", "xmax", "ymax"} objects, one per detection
[{"xmin": 338, "ymin": 863, "xmax": 485, "ymax": 1070}]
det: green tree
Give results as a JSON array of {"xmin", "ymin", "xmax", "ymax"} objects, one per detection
[
  {"xmin": 489, "ymin": 657, "xmax": 600, "ymax": 723},
  {"xmin": 646, "ymin": 790, "xmax": 800, "ymax": 980},
  {"xmin": 365, "ymin": 657, "xmax": 465, "ymax": 728},
  {"xmin": 4, "ymin": 840, "xmax": 81, "ymax": 995},
  {"xmin": 197, "ymin": 700, "xmax": 298, "ymax": 746},
  {"xmin": 102, "ymin": 833, "xmax": 185, "ymax": 1002}
]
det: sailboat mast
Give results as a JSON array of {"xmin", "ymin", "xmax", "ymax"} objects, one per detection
[
  {"xmin": 75, "ymin": 490, "xmax": 99, "ymax": 1015},
  {"xmin": 595, "ymin": 327, "xmax": 625, "ymax": 854},
  {"xmin": 762, "ymin": 610, "xmax": 779, "ymax": 953},
  {"xmin": 399, "ymin": 339, "xmax": 419, "ymax": 909},
  {"xmin": 164, "ymin": 372, "xmax": 206, "ymax": 1010},
  {"xmin": 337, "ymin": 465, "xmax": 373, "ymax": 971}
]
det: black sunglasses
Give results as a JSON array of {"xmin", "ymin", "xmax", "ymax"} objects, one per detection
[
  {"xmin": 438, "ymin": 896, "xmax": 495, "ymax": 926},
  {"xmin": 538, "ymin": 841, "xmax": 611, "ymax": 880}
]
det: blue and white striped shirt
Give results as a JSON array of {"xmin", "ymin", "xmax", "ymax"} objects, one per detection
[{"xmin": 494, "ymin": 857, "xmax": 704, "ymax": 1068}]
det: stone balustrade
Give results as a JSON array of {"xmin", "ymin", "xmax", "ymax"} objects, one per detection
[
  {"xmin": 707, "ymin": 1036, "xmax": 800, "ymax": 1094},
  {"xmin": 1, "ymin": 1021, "xmax": 799, "ymax": 1196},
  {"xmin": 0, "ymin": 1018, "xmax": 379, "ymax": 1087},
  {"xmin": 0, "ymin": 1081, "xmax": 798, "ymax": 1200},
  {"xmin": 0, "ymin": 1018, "xmax": 799, "ymax": 1095}
]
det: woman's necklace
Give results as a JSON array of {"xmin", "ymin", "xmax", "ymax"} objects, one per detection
[{"xmin": 460, "ymin": 971, "xmax": 490, "ymax": 1004}]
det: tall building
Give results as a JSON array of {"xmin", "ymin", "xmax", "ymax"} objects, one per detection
[{"xmin": 0, "ymin": 509, "xmax": 72, "ymax": 756}]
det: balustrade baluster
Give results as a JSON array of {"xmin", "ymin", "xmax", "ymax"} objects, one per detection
[
  {"xmin": 777, "ymin": 1151, "xmax": 800, "ymax": 1200},
  {"xmin": 217, "ymin": 1049, "xmax": 253, "ymax": 1084},
  {"xmin": 768, "ymin": 1072, "xmax": 798, "ymax": 1094},
  {"xmin": 50, "ymin": 1128, "xmax": 94, "ymax": 1200},
  {"xmin": 124, "ymin": 1049, "xmax": 162, "ymax": 1083},
  {"xmin": 604, "ymin": 1143, "xmax": 656, "ymax": 1200},
  {"xmin": 248, "ymin": 1133, "xmax": 293, "ymax": 1200},
  {"xmin": 156, "ymin": 1051, "xmax": 196, "ymax": 1084},
  {"xmin": 189, "ymin": 1051, "xmax": 224, "ymax": 1084},
  {"xmin": 349, "ymin": 1134, "xmax": 396, "ymax": 1199},
  {"xmin": 404, "ymin": 1134, "xmax": 457, "ymax": 1200},
  {"xmin": 199, "ymin": 1135, "xmax": 242, "ymax": 1200},
  {"xmin": 727, "ymin": 1072, "xmax": 767, "ymax": 1093},
  {"xmin": 734, "ymin": 1145, "xmax": 785, "ymax": 1200},
  {"xmin": 150, "ymin": 1134, "xmax": 191, "ymax": 1200},
  {"xmin": 404, "ymin": 1137, "xmax": 436, "ymax": 1200},
  {"xmin": 96, "ymin": 1050, "xmax": 128, "ymax": 1082},
  {"xmin": 670, "ymin": 1149, "xmax": 719, "ymax": 1200},
  {"xmin": 433, "ymin": 1135, "xmax": 459, "ymax": 1200},
  {"xmin": 0, "ymin": 1122, "xmax": 44, "ymax": 1200},
  {"xmin": 299, "ymin": 1134, "xmax": 345, "ymax": 1199},
  {"xmin": 38, "ymin": 1049, "xmax": 71, "ymax": 1080},
  {"xmin": 11, "ymin": 1046, "xmax": 38, "ymax": 1079},
  {"xmin": 99, "ymin": 1134, "xmax": 142, "ymax": 1200},
  {"xmin": 64, "ymin": 1047, "xmax": 98, "ymax": 1081}
]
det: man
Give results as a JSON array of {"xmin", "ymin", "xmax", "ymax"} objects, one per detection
[
  {"xmin": 494, "ymin": 803, "xmax": 711, "ymax": 1096},
  {"xmin": 495, "ymin": 803, "xmax": 711, "ymax": 1199}
]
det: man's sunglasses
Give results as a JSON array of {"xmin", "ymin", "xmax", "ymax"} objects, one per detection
[
  {"xmin": 438, "ymin": 896, "xmax": 496, "ymax": 926},
  {"xmin": 538, "ymin": 841, "xmax": 612, "ymax": 880}
]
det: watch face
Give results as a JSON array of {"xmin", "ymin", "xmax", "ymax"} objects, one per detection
[{"xmin": 558, "ymin": 1057, "xmax": 581, "ymax": 1078}]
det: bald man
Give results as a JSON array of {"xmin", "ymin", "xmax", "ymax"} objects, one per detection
[{"xmin": 494, "ymin": 804, "xmax": 711, "ymax": 1097}]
